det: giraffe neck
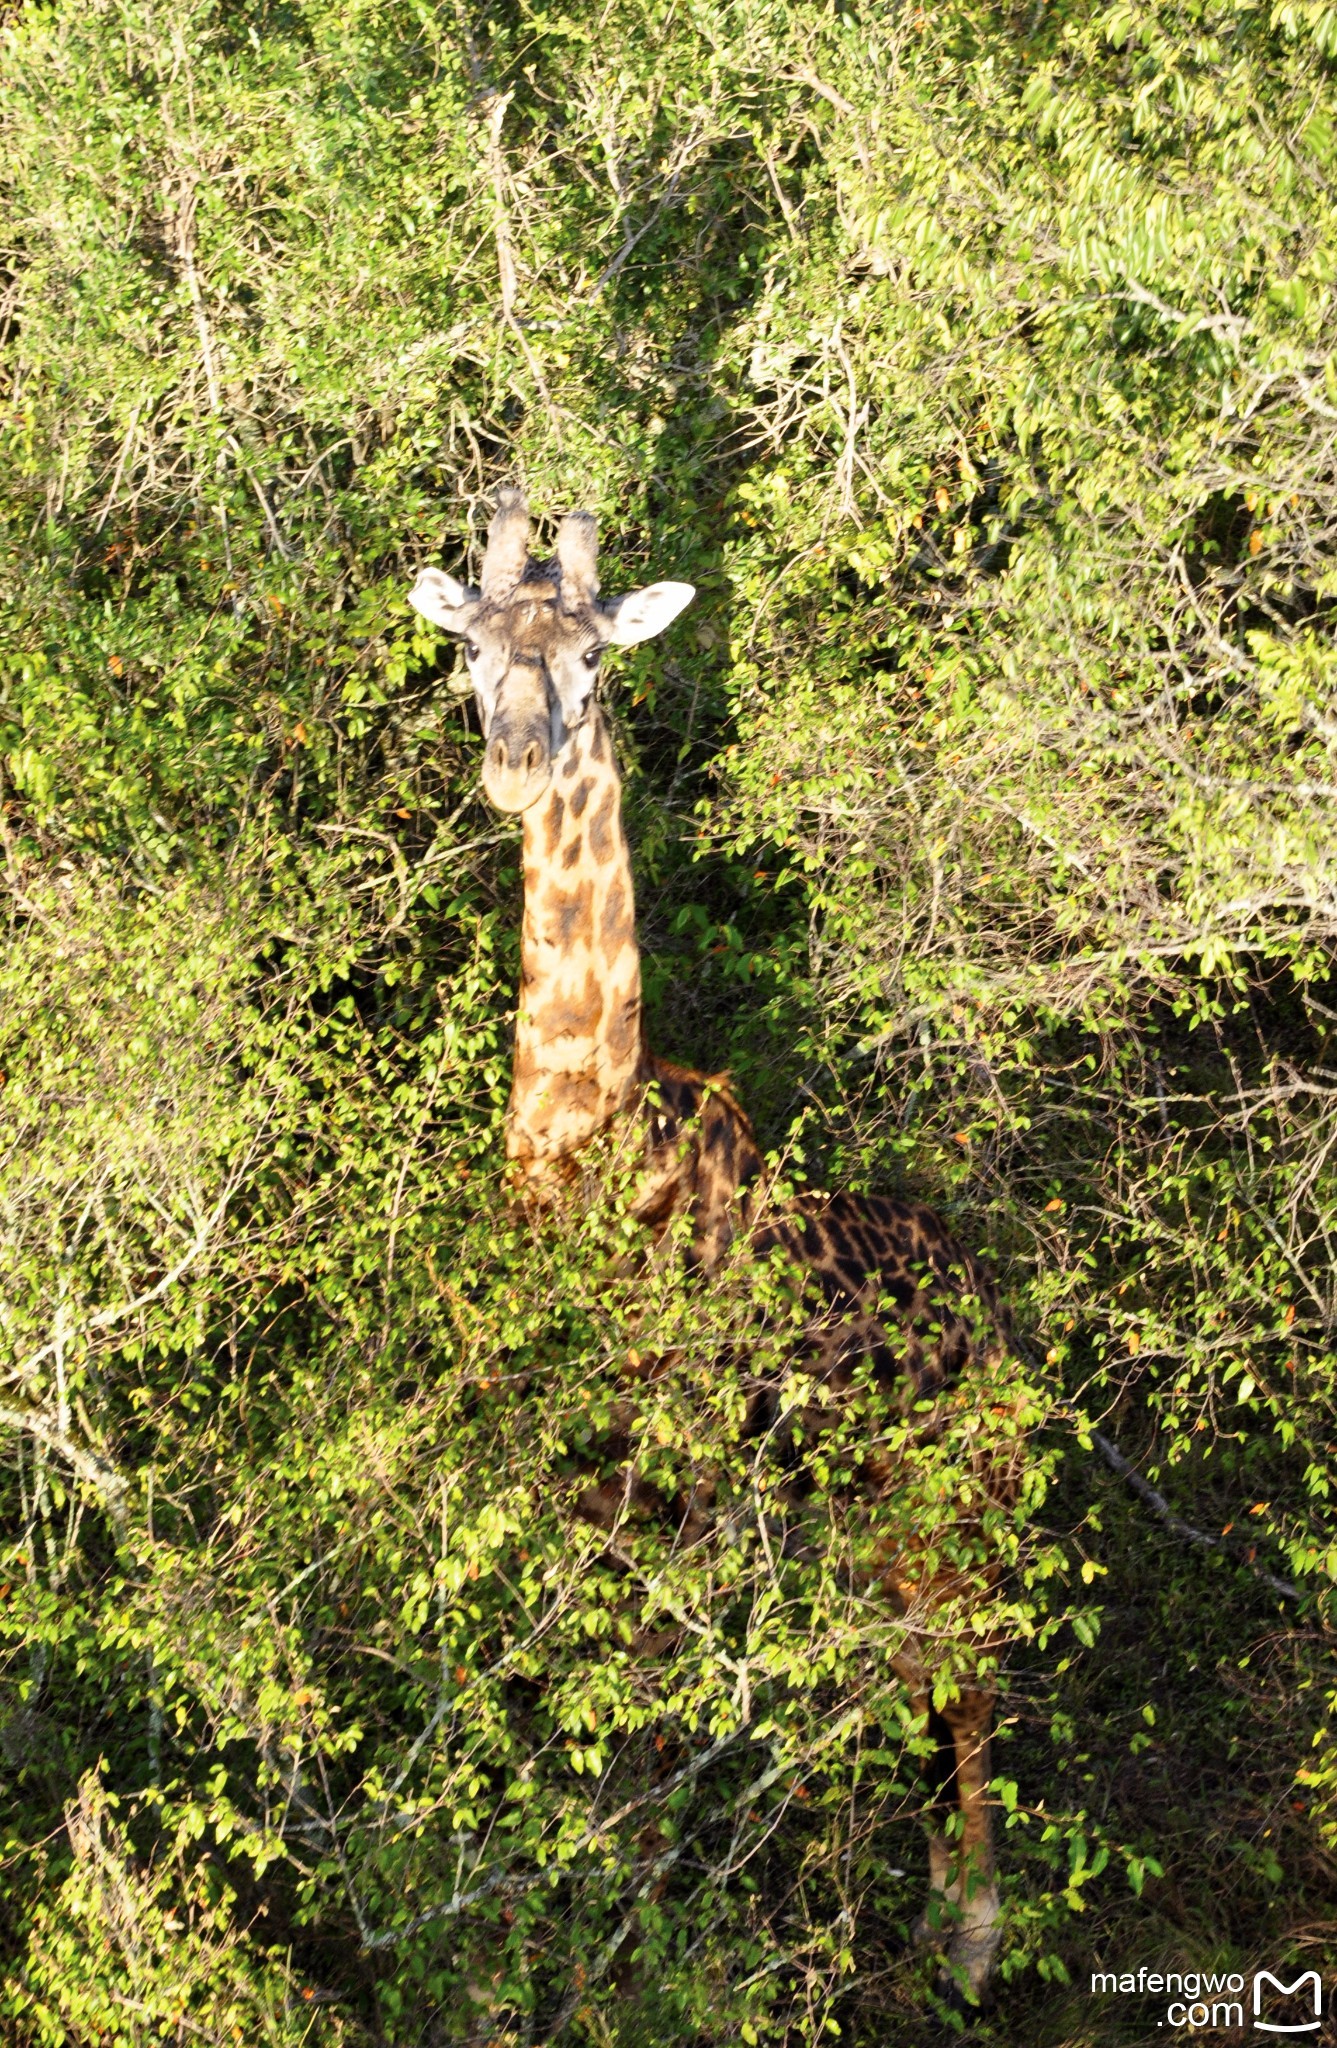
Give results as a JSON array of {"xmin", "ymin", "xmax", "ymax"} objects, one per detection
[{"xmin": 506, "ymin": 705, "xmax": 645, "ymax": 1174}]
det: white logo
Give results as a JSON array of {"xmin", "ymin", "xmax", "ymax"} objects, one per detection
[{"xmin": 1253, "ymin": 1969, "xmax": 1323, "ymax": 2034}]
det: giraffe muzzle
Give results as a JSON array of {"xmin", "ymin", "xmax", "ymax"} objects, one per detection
[{"xmin": 482, "ymin": 716, "xmax": 551, "ymax": 811}]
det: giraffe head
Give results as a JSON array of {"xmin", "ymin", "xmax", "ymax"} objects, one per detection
[{"xmin": 408, "ymin": 488, "xmax": 694, "ymax": 811}]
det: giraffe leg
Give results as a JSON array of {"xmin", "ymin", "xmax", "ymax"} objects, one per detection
[
  {"xmin": 909, "ymin": 1694, "xmax": 957, "ymax": 1947},
  {"xmin": 938, "ymin": 1687, "xmax": 1001, "ymax": 2001}
]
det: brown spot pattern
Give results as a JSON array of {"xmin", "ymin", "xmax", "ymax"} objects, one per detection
[
  {"xmin": 600, "ymin": 879, "xmax": 632, "ymax": 959},
  {"xmin": 587, "ymin": 789, "xmax": 616, "ymax": 864},
  {"xmin": 543, "ymin": 878, "xmax": 594, "ymax": 950},
  {"xmin": 542, "ymin": 794, "xmax": 565, "ymax": 856}
]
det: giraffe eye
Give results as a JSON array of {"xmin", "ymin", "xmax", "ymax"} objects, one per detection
[
  {"xmin": 582, "ymin": 647, "xmax": 601, "ymax": 670},
  {"xmin": 464, "ymin": 639, "xmax": 480, "ymax": 662}
]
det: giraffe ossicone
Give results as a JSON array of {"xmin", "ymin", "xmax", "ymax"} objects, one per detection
[{"xmin": 407, "ymin": 489, "xmax": 1016, "ymax": 2001}]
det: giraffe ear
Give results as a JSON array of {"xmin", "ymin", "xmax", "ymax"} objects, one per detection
[
  {"xmin": 409, "ymin": 567, "xmax": 479, "ymax": 631},
  {"xmin": 602, "ymin": 581, "xmax": 695, "ymax": 647}
]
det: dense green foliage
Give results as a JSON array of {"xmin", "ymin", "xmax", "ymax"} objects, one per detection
[{"xmin": 3, "ymin": 0, "xmax": 1337, "ymax": 2038}]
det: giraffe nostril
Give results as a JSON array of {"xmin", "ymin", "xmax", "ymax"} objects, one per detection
[
  {"xmin": 488, "ymin": 736, "xmax": 509, "ymax": 772},
  {"xmin": 522, "ymin": 741, "xmax": 541, "ymax": 776}
]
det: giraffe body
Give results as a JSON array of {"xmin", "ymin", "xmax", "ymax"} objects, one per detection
[{"xmin": 408, "ymin": 490, "xmax": 1015, "ymax": 2001}]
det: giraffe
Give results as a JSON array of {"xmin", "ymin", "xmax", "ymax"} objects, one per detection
[{"xmin": 409, "ymin": 488, "xmax": 1020, "ymax": 1999}]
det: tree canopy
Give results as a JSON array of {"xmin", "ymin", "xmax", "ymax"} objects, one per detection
[{"xmin": 2, "ymin": 0, "xmax": 1336, "ymax": 2040}]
